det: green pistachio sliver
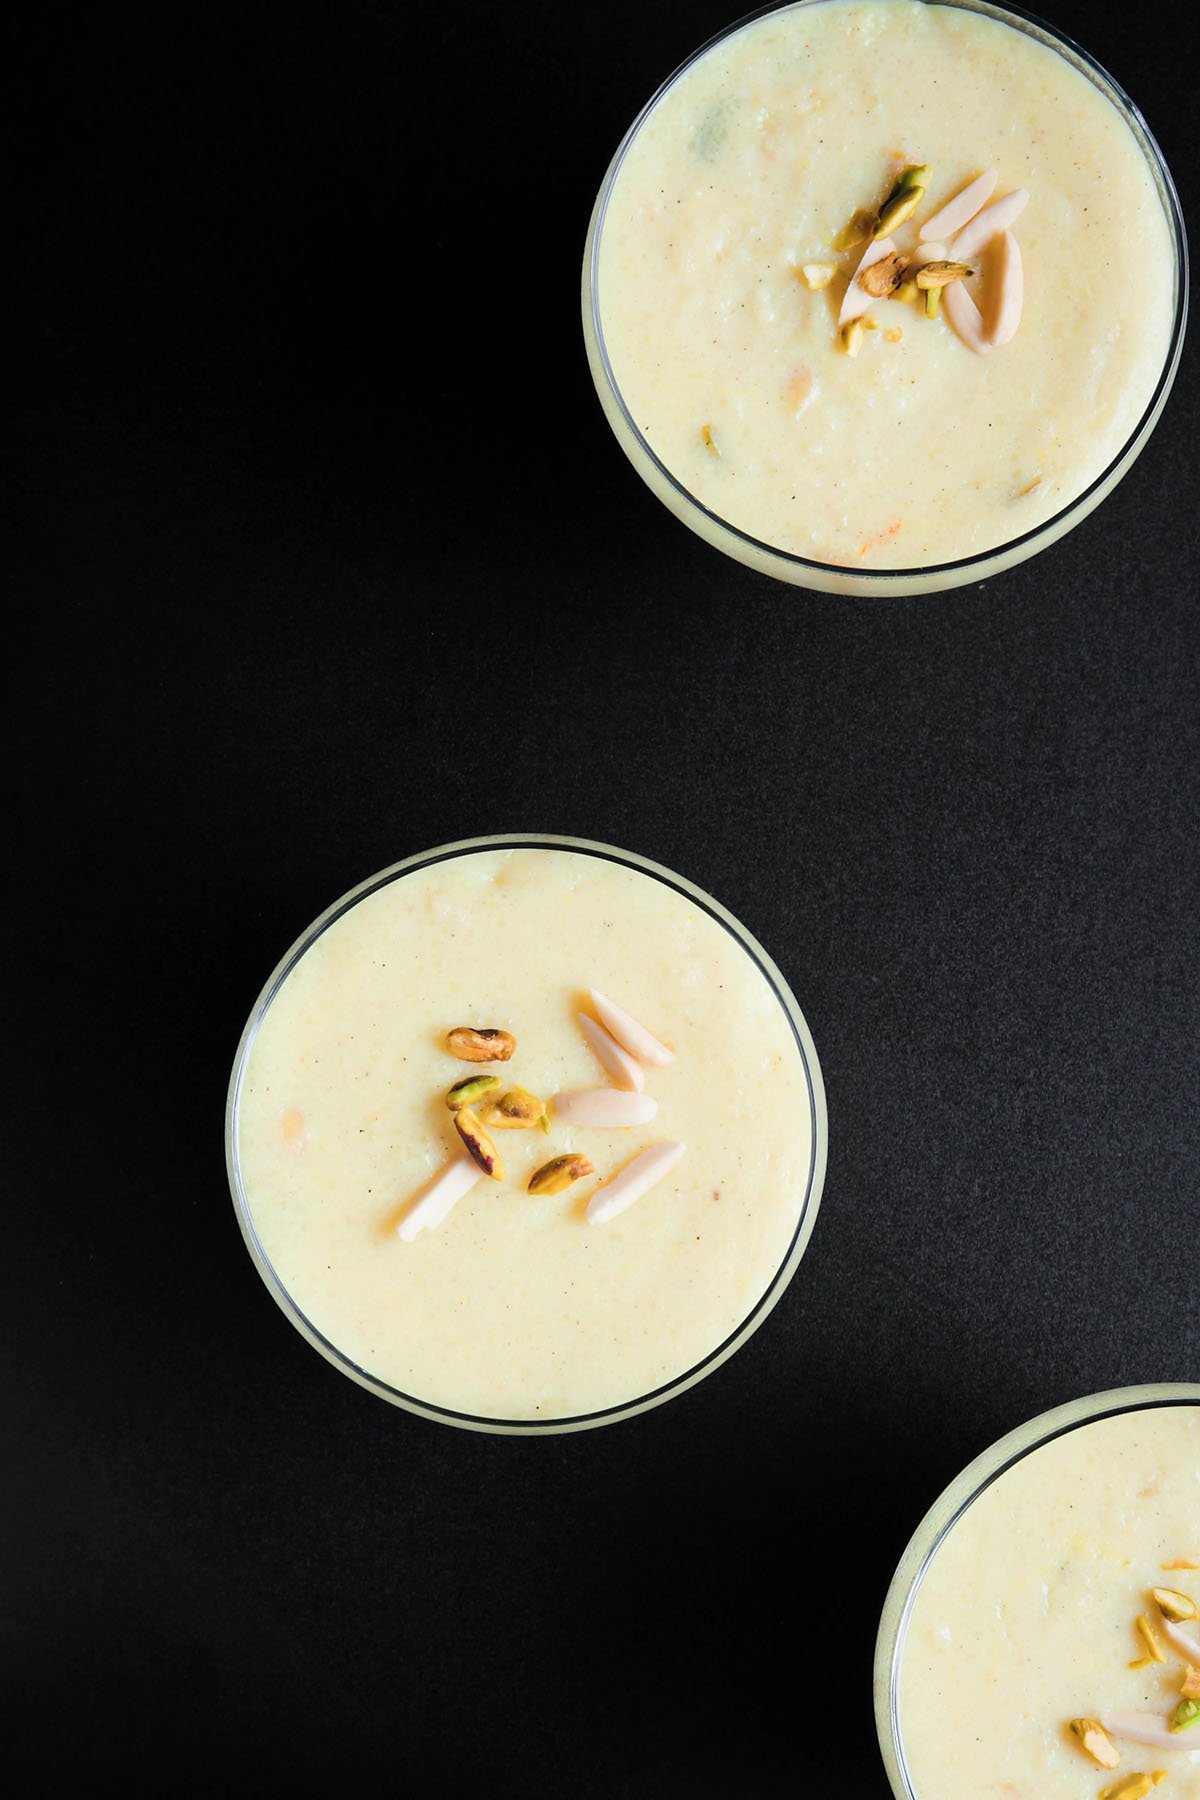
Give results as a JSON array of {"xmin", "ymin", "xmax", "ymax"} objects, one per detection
[
  {"xmin": 874, "ymin": 184, "xmax": 925, "ymax": 238},
  {"xmin": 896, "ymin": 163, "xmax": 930, "ymax": 193},
  {"xmin": 446, "ymin": 1074, "xmax": 502, "ymax": 1112},
  {"xmin": 924, "ymin": 284, "xmax": 942, "ymax": 320},
  {"xmin": 539, "ymin": 1111, "xmax": 551, "ymax": 1135},
  {"xmin": 832, "ymin": 206, "xmax": 878, "ymax": 253},
  {"xmin": 1171, "ymin": 1697, "xmax": 1200, "ymax": 1732}
]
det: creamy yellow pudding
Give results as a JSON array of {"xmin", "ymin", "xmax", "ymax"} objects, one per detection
[
  {"xmin": 894, "ymin": 1402, "xmax": 1200, "ymax": 1798},
  {"xmin": 587, "ymin": 0, "xmax": 1180, "ymax": 582},
  {"xmin": 228, "ymin": 840, "xmax": 826, "ymax": 1429}
]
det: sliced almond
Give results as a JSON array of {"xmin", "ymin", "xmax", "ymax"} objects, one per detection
[
  {"xmin": 1100, "ymin": 1711, "xmax": 1192, "ymax": 1752},
  {"xmin": 577, "ymin": 1012, "xmax": 645, "ymax": 1091},
  {"xmin": 838, "ymin": 235, "xmax": 898, "ymax": 327},
  {"xmin": 588, "ymin": 989, "xmax": 674, "ymax": 1066},
  {"xmin": 397, "ymin": 1153, "xmax": 480, "ymax": 1242},
  {"xmin": 943, "ymin": 279, "xmax": 992, "ymax": 356},
  {"xmin": 585, "ymin": 1141, "xmax": 686, "ymax": 1225},
  {"xmin": 919, "ymin": 167, "xmax": 999, "ymax": 243},
  {"xmin": 1159, "ymin": 1618, "xmax": 1200, "ymax": 1664},
  {"xmin": 950, "ymin": 188, "xmax": 1030, "ymax": 261},
  {"xmin": 552, "ymin": 1088, "xmax": 659, "ymax": 1128},
  {"xmin": 988, "ymin": 230, "xmax": 1024, "ymax": 346},
  {"xmin": 1182, "ymin": 1667, "xmax": 1200, "ymax": 1700}
]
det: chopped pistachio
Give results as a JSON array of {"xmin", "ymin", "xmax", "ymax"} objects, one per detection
[
  {"xmin": 1135, "ymin": 1615, "xmax": 1167, "ymax": 1663},
  {"xmin": 832, "ymin": 207, "xmax": 877, "ymax": 253},
  {"xmin": 1170, "ymin": 1697, "xmax": 1200, "ymax": 1732},
  {"xmin": 874, "ymin": 183, "xmax": 926, "ymax": 239},
  {"xmin": 842, "ymin": 319, "xmax": 865, "ymax": 358},
  {"xmin": 1153, "ymin": 1588, "xmax": 1198, "ymax": 1623},
  {"xmin": 801, "ymin": 262, "xmax": 836, "ymax": 290},
  {"xmin": 1068, "ymin": 1719, "xmax": 1121, "ymax": 1770},
  {"xmin": 478, "ymin": 1086, "xmax": 546, "ymax": 1130},
  {"xmin": 858, "ymin": 250, "xmax": 909, "ymax": 297},
  {"xmin": 701, "ymin": 423, "xmax": 721, "ymax": 456},
  {"xmin": 894, "ymin": 279, "xmax": 919, "ymax": 304},
  {"xmin": 1181, "ymin": 1666, "xmax": 1200, "ymax": 1700},
  {"xmin": 1100, "ymin": 1777, "xmax": 1154, "ymax": 1800},
  {"xmin": 446, "ymin": 1026, "xmax": 516, "ymax": 1063},
  {"xmin": 896, "ymin": 163, "xmax": 930, "ymax": 192},
  {"xmin": 914, "ymin": 259, "xmax": 974, "ymax": 289},
  {"xmin": 538, "ymin": 1111, "xmax": 551, "ymax": 1135},
  {"xmin": 528, "ymin": 1153, "xmax": 595, "ymax": 1196},
  {"xmin": 453, "ymin": 1107, "xmax": 504, "ymax": 1180},
  {"xmin": 924, "ymin": 285, "xmax": 942, "ymax": 320},
  {"xmin": 446, "ymin": 1074, "xmax": 502, "ymax": 1112}
]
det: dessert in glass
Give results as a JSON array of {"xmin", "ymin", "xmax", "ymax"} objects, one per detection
[
  {"xmin": 226, "ymin": 836, "xmax": 827, "ymax": 1432},
  {"xmin": 875, "ymin": 1386, "xmax": 1200, "ymax": 1797},
  {"xmin": 583, "ymin": 0, "xmax": 1186, "ymax": 594}
]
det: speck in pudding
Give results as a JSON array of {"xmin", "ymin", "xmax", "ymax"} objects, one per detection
[
  {"xmin": 228, "ymin": 842, "xmax": 825, "ymax": 1428},
  {"xmin": 588, "ymin": 0, "xmax": 1179, "ymax": 577},
  {"xmin": 896, "ymin": 1403, "xmax": 1200, "ymax": 1798}
]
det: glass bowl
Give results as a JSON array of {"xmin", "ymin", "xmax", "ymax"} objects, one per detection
[
  {"xmin": 873, "ymin": 1382, "xmax": 1200, "ymax": 1796},
  {"xmin": 582, "ymin": 0, "xmax": 1187, "ymax": 596},
  {"xmin": 226, "ymin": 834, "xmax": 828, "ymax": 1433}
]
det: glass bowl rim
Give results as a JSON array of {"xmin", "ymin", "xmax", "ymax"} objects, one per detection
[
  {"xmin": 583, "ymin": 0, "xmax": 1189, "ymax": 589},
  {"xmin": 225, "ymin": 832, "xmax": 829, "ymax": 1434},
  {"xmin": 872, "ymin": 1381, "xmax": 1200, "ymax": 1798}
]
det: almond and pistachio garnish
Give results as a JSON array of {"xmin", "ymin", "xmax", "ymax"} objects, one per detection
[
  {"xmin": 1169, "ymin": 1698, "xmax": 1200, "ymax": 1732},
  {"xmin": 801, "ymin": 262, "xmax": 836, "ymax": 290},
  {"xmin": 453, "ymin": 1107, "xmax": 504, "ymax": 1180},
  {"xmin": 894, "ymin": 279, "xmax": 919, "ymax": 305},
  {"xmin": 914, "ymin": 259, "xmax": 974, "ymax": 289},
  {"xmin": 445, "ymin": 1073, "xmax": 502, "ymax": 1112},
  {"xmin": 445, "ymin": 1026, "xmax": 516, "ymax": 1063},
  {"xmin": 528, "ymin": 1153, "xmax": 595, "ymax": 1196},
  {"xmin": 1152, "ymin": 1590, "xmax": 1198, "ymax": 1624},
  {"xmin": 842, "ymin": 319, "xmax": 865, "ymax": 357},
  {"xmin": 1134, "ymin": 1615, "xmax": 1167, "ymax": 1664},
  {"xmin": 701, "ymin": 423, "xmax": 721, "ymax": 456},
  {"xmin": 872, "ymin": 165, "xmax": 928, "ymax": 239},
  {"xmin": 1068, "ymin": 1719, "xmax": 1121, "ymax": 1770},
  {"xmin": 1100, "ymin": 1776, "xmax": 1157, "ymax": 1800},
  {"xmin": 1181, "ymin": 1667, "xmax": 1200, "ymax": 1701},
  {"xmin": 924, "ymin": 286, "xmax": 942, "ymax": 320},
  {"xmin": 477, "ymin": 1085, "xmax": 546, "ymax": 1130},
  {"xmin": 1101, "ymin": 1709, "xmax": 1193, "ymax": 1750},
  {"xmin": 857, "ymin": 250, "xmax": 909, "ymax": 297}
]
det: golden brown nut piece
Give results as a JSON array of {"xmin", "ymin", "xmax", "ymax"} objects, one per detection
[{"xmin": 445, "ymin": 1027, "xmax": 516, "ymax": 1063}]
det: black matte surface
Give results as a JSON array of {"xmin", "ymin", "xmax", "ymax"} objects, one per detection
[{"xmin": 10, "ymin": 2, "xmax": 1198, "ymax": 1792}]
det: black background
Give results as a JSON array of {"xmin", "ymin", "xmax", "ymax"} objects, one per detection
[{"xmin": 10, "ymin": 1, "xmax": 1198, "ymax": 1792}]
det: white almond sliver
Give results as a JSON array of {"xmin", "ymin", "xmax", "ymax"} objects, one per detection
[
  {"xmin": 553, "ymin": 1088, "xmax": 659, "ymax": 1127},
  {"xmin": 988, "ymin": 230, "xmax": 1024, "ymax": 346},
  {"xmin": 588, "ymin": 989, "xmax": 675, "ymax": 1067},
  {"xmin": 1099, "ymin": 1711, "xmax": 1190, "ymax": 1752},
  {"xmin": 919, "ymin": 167, "xmax": 999, "ymax": 243},
  {"xmin": 950, "ymin": 188, "xmax": 1030, "ymax": 261},
  {"xmin": 943, "ymin": 279, "xmax": 993, "ymax": 356},
  {"xmin": 909, "ymin": 240, "xmax": 948, "ymax": 270},
  {"xmin": 577, "ymin": 1011, "xmax": 645, "ymax": 1091},
  {"xmin": 1159, "ymin": 1617, "xmax": 1200, "ymax": 1664},
  {"xmin": 838, "ymin": 235, "xmax": 898, "ymax": 326},
  {"xmin": 586, "ymin": 1141, "xmax": 686, "ymax": 1225},
  {"xmin": 397, "ymin": 1153, "xmax": 480, "ymax": 1241}
]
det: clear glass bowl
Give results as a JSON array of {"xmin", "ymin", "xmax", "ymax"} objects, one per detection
[
  {"xmin": 582, "ymin": 0, "xmax": 1188, "ymax": 596},
  {"xmin": 225, "ymin": 834, "xmax": 828, "ymax": 1433},
  {"xmin": 873, "ymin": 1382, "xmax": 1200, "ymax": 1796}
]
